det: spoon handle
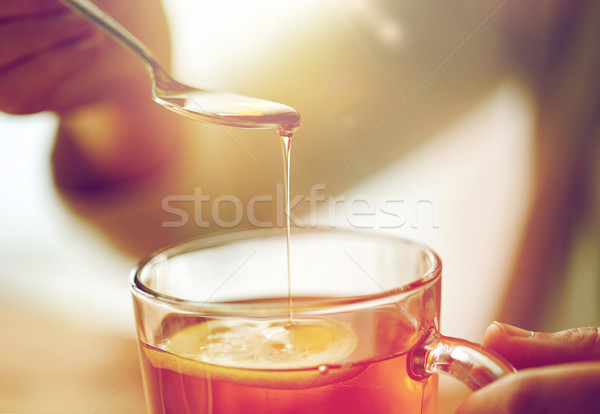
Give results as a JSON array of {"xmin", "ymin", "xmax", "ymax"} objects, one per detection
[{"xmin": 60, "ymin": 0, "xmax": 170, "ymax": 81}]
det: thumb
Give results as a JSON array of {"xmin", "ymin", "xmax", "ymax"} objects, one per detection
[
  {"xmin": 483, "ymin": 323, "xmax": 600, "ymax": 369},
  {"xmin": 456, "ymin": 362, "xmax": 600, "ymax": 414}
]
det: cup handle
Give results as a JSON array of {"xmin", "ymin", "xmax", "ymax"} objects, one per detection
[{"xmin": 409, "ymin": 328, "xmax": 517, "ymax": 390}]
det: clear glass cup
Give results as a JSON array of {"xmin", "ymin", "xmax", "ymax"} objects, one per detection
[{"xmin": 131, "ymin": 228, "xmax": 515, "ymax": 413}]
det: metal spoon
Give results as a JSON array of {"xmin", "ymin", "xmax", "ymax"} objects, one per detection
[{"xmin": 61, "ymin": 0, "xmax": 301, "ymax": 135}]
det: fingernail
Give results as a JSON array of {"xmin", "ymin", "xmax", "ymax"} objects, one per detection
[{"xmin": 493, "ymin": 321, "xmax": 533, "ymax": 338}]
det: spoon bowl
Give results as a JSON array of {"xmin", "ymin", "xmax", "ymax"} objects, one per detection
[{"xmin": 61, "ymin": 0, "xmax": 301, "ymax": 135}]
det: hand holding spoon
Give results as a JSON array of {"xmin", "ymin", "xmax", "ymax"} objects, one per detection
[{"xmin": 60, "ymin": 0, "xmax": 301, "ymax": 136}]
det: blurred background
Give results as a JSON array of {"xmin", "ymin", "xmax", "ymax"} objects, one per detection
[{"xmin": 1, "ymin": 0, "xmax": 598, "ymax": 413}]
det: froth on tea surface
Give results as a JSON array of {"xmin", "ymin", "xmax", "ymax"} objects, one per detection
[
  {"xmin": 139, "ymin": 298, "xmax": 436, "ymax": 414},
  {"xmin": 163, "ymin": 319, "xmax": 358, "ymax": 371}
]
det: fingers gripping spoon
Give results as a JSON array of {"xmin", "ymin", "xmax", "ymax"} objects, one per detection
[{"xmin": 60, "ymin": 0, "xmax": 301, "ymax": 136}]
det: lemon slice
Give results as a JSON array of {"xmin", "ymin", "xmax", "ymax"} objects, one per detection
[{"xmin": 145, "ymin": 319, "xmax": 363, "ymax": 389}]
